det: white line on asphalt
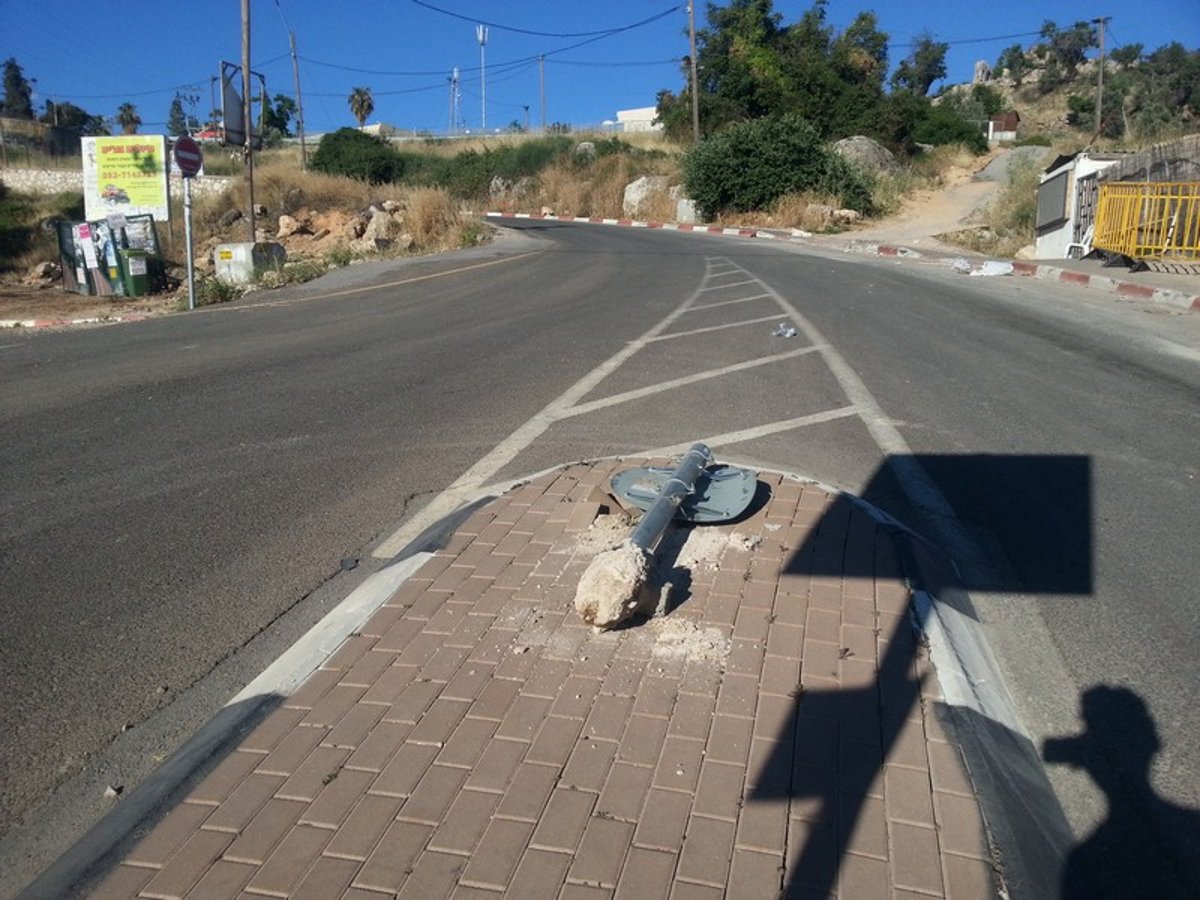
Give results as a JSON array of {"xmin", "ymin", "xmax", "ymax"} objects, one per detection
[
  {"xmin": 640, "ymin": 406, "xmax": 862, "ymax": 455},
  {"xmin": 649, "ymin": 315, "xmax": 795, "ymax": 342},
  {"xmin": 697, "ymin": 278, "xmax": 757, "ymax": 291},
  {"xmin": 686, "ymin": 293, "xmax": 774, "ymax": 311},
  {"xmin": 560, "ymin": 347, "xmax": 821, "ymax": 418}
]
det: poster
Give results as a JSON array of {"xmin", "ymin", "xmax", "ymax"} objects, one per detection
[{"xmin": 81, "ymin": 135, "xmax": 169, "ymax": 223}]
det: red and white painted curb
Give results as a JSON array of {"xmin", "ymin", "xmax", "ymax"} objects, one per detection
[
  {"xmin": 1010, "ymin": 260, "xmax": 1200, "ymax": 313},
  {"xmin": 484, "ymin": 210, "xmax": 759, "ymax": 238},
  {"xmin": 0, "ymin": 314, "xmax": 148, "ymax": 330}
]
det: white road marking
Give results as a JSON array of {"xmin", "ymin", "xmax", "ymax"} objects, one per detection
[
  {"xmin": 687, "ymin": 292, "xmax": 773, "ymax": 311},
  {"xmin": 559, "ymin": 347, "xmax": 821, "ymax": 418},
  {"xmin": 642, "ymin": 406, "xmax": 862, "ymax": 456},
  {"xmin": 697, "ymin": 278, "xmax": 757, "ymax": 291},
  {"xmin": 649, "ymin": 314, "xmax": 795, "ymax": 342}
]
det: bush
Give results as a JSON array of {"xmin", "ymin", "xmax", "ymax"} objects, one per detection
[
  {"xmin": 310, "ymin": 128, "xmax": 404, "ymax": 184},
  {"xmin": 682, "ymin": 115, "xmax": 874, "ymax": 219},
  {"xmin": 913, "ymin": 104, "xmax": 988, "ymax": 153}
]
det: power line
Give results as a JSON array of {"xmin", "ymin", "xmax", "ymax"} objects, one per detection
[
  {"xmin": 887, "ymin": 29, "xmax": 1042, "ymax": 50},
  {"xmin": 552, "ymin": 58, "xmax": 681, "ymax": 68},
  {"xmin": 40, "ymin": 55, "xmax": 291, "ymax": 100},
  {"xmin": 408, "ymin": 0, "xmax": 683, "ymax": 38}
]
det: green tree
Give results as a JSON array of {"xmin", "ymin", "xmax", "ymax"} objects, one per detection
[
  {"xmin": 348, "ymin": 87, "xmax": 374, "ymax": 129},
  {"xmin": 891, "ymin": 32, "xmax": 948, "ymax": 96},
  {"xmin": 996, "ymin": 44, "xmax": 1029, "ymax": 85},
  {"xmin": 1110, "ymin": 44, "xmax": 1143, "ymax": 67},
  {"xmin": 1038, "ymin": 20, "xmax": 1097, "ymax": 76},
  {"xmin": 2, "ymin": 57, "xmax": 34, "ymax": 119},
  {"xmin": 167, "ymin": 95, "xmax": 187, "ymax": 136},
  {"xmin": 40, "ymin": 100, "xmax": 106, "ymax": 135},
  {"xmin": 115, "ymin": 102, "xmax": 141, "ymax": 134},
  {"xmin": 262, "ymin": 94, "xmax": 297, "ymax": 139}
]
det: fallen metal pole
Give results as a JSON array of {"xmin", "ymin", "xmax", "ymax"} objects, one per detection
[{"xmin": 629, "ymin": 442, "xmax": 712, "ymax": 552}]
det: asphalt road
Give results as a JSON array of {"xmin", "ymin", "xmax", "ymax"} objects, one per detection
[{"xmin": 2, "ymin": 221, "xmax": 1198, "ymax": 894}]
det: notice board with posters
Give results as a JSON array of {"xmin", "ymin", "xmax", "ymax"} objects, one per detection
[{"xmin": 81, "ymin": 135, "xmax": 169, "ymax": 223}]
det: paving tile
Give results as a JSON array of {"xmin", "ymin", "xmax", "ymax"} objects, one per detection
[
  {"xmin": 753, "ymin": 692, "xmax": 798, "ymax": 743},
  {"xmin": 437, "ymin": 715, "xmax": 499, "ymax": 770},
  {"xmin": 245, "ymin": 823, "xmax": 331, "ymax": 897},
  {"xmin": 523, "ymin": 658, "xmax": 573, "ymax": 699},
  {"xmin": 301, "ymin": 767, "xmax": 377, "ymax": 829},
  {"xmin": 528, "ymin": 715, "xmax": 585, "ymax": 767},
  {"xmin": 597, "ymin": 762, "xmax": 654, "ymax": 822},
  {"xmin": 928, "ymin": 739, "xmax": 975, "ymax": 797},
  {"xmin": 692, "ymin": 761, "xmax": 746, "ymax": 822},
  {"xmin": 372, "ymin": 617, "xmax": 424, "ymax": 654},
  {"xmin": 420, "ymin": 644, "xmax": 471, "ymax": 684},
  {"xmin": 324, "ymin": 793, "xmax": 404, "ymax": 861},
  {"xmin": 223, "ymin": 797, "xmax": 306, "ymax": 865},
  {"xmin": 323, "ymin": 702, "xmax": 388, "ymax": 753},
  {"xmin": 379, "ymin": 679, "xmax": 442, "ymax": 724},
  {"xmin": 180, "ymin": 859, "xmax": 255, "ymax": 898},
  {"xmin": 568, "ymin": 816, "xmax": 635, "ymax": 888},
  {"xmin": 186, "ymin": 750, "xmax": 264, "ymax": 806},
  {"xmin": 889, "ymin": 822, "xmax": 944, "ymax": 895},
  {"xmin": 785, "ymin": 818, "xmax": 839, "ymax": 892},
  {"xmin": 705, "ymin": 715, "xmax": 754, "ymax": 767},
  {"xmin": 505, "ymin": 848, "xmax": 572, "ymax": 900},
  {"xmin": 837, "ymin": 851, "xmax": 889, "ymax": 900},
  {"xmin": 652, "ymin": 735, "xmax": 705, "ymax": 793},
  {"xmin": 736, "ymin": 795, "xmax": 789, "ymax": 854},
  {"xmin": 254, "ymin": 723, "xmax": 326, "ymax": 776},
  {"xmin": 934, "ymin": 791, "xmax": 990, "ymax": 858},
  {"xmin": 800, "ymin": 639, "xmax": 841, "ymax": 681},
  {"xmin": 126, "ymin": 801, "xmax": 212, "ymax": 865},
  {"xmin": 396, "ymin": 849, "xmax": 468, "ymax": 899},
  {"xmin": 615, "ymin": 847, "xmax": 679, "ymax": 900},
  {"xmin": 468, "ymin": 677, "xmax": 522, "ymax": 723},
  {"xmin": 496, "ymin": 694, "xmax": 552, "ymax": 742},
  {"xmin": 427, "ymin": 788, "xmax": 501, "ymax": 856},
  {"xmin": 303, "ymin": 684, "xmax": 368, "ymax": 729},
  {"xmin": 885, "ymin": 764, "xmax": 935, "ymax": 826},
  {"xmin": 560, "ymin": 883, "xmax": 613, "ymax": 899},
  {"xmin": 451, "ymin": 885, "xmax": 507, "ymax": 900},
  {"xmin": 459, "ymin": 818, "xmax": 535, "ymax": 890},
  {"xmin": 584, "ymin": 694, "xmax": 634, "ymax": 742},
  {"xmin": 87, "ymin": 864, "xmax": 155, "ymax": 900},
  {"xmin": 599, "ymin": 656, "xmax": 644, "ymax": 697},
  {"xmin": 200, "ymin": 773, "xmax": 285, "ymax": 835},
  {"xmin": 726, "ymin": 848, "xmax": 784, "ymax": 900},
  {"xmin": 495, "ymin": 762, "xmax": 559, "ymax": 822},
  {"xmin": 289, "ymin": 855, "xmax": 362, "ymax": 900},
  {"xmin": 140, "ymin": 828, "xmax": 233, "ymax": 899},
  {"xmin": 669, "ymin": 878, "xmax": 727, "ymax": 899},
  {"xmin": 667, "ymin": 691, "xmax": 715, "ymax": 741},
  {"xmin": 804, "ymin": 609, "xmax": 841, "ymax": 646},
  {"xmin": 397, "ymin": 763, "xmax": 469, "ymax": 826},
  {"xmin": 617, "ymin": 715, "xmax": 670, "ymax": 767},
  {"xmin": 702, "ymin": 593, "xmax": 741, "ymax": 628},
  {"xmin": 633, "ymin": 787, "xmax": 692, "ymax": 852},
  {"xmin": 676, "ymin": 816, "xmax": 735, "ymax": 887},
  {"xmin": 284, "ymin": 669, "xmax": 342, "ymax": 711},
  {"xmin": 944, "ymin": 851, "xmax": 999, "ymax": 900},
  {"xmin": 408, "ymin": 698, "xmax": 472, "ymax": 748},
  {"xmin": 759, "ymin": 655, "xmax": 802, "ymax": 699},
  {"xmin": 884, "ymin": 712, "xmax": 930, "ymax": 770},
  {"xmin": 551, "ymin": 675, "xmax": 604, "ymax": 720},
  {"xmin": 343, "ymin": 720, "xmax": 412, "ymax": 773},
  {"xmin": 530, "ymin": 787, "xmax": 597, "ymax": 853},
  {"xmin": 277, "ymin": 745, "xmax": 352, "ymax": 802},
  {"xmin": 354, "ymin": 820, "xmax": 433, "ymax": 893},
  {"xmin": 839, "ymin": 794, "xmax": 888, "ymax": 859},
  {"xmin": 372, "ymin": 741, "xmax": 439, "ymax": 798},
  {"xmin": 559, "ymin": 735, "xmax": 618, "ymax": 793},
  {"xmin": 464, "ymin": 737, "xmax": 528, "ymax": 794},
  {"xmin": 715, "ymin": 674, "xmax": 759, "ymax": 718},
  {"xmin": 441, "ymin": 661, "xmax": 497, "ymax": 703}
]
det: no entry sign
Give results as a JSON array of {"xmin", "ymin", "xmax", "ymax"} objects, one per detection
[{"xmin": 173, "ymin": 136, "xmax": 203, "ymax": 178}]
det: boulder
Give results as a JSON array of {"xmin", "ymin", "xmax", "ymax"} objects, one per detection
[
  {"xmin": 284, "ymin": 188, "xmax": 305, "ymax": 212},
  {"xmin": 218, "ymin": 208, "xmax": 243, "ymax": 228},
  {"xmin": 676, "ymin": 197, "xmax": 698, "ymax": 225},
  {"xmin": 622, "ymin": 175, "xmax": 670, "ymax": 217},
  {"xmin": 361, "ymin": 209, "xmax": 396, "ymax": 244},
  {"xmin": 575, "ymin": 142, "xmax": 596, "ymax": 159},
  {"xmin": 381, "ymin": 199, "xmax": 402, "ymax": 214},
  {"xmin": 276, "ymin": 214, "xmax": 312, "ymax": 239},
  {"xmin": 342, "ymin": 215, "xmax": 368, "ymax": 240},
  {"xmin": 832, "ymin": 136, "xmax": 898, "ymax": 175},
  {"xmin": 396, "ymin": 233, "xmax": 414, "ymax": 252},
  {"xmin": 833, "ymin": 209, "xmax": 862, "ymax": 225},
  {"xmin": 489, "ymin": 175, "xmax": 513, "ymax": 199},
  {"xmin": 310, "ymin": 228, "xmax": 332, "ymax": 241}
]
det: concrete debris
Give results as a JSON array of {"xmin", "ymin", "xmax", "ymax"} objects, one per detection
[{"xmin": 573, "ymin": 541, "xmax": 655, "ymax": 630}]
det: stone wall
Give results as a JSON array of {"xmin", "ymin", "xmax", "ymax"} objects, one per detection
[
  {"xmin": 1099, "ymin": 134, "xmax": 1200, "ymax": 183},
  {"xmin": 0, "ymin": 167, "xmax": 236, "ymax": 199}
]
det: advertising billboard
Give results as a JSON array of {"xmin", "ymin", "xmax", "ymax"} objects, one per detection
[{"xmin": 82, "ymin": 135, "xmax": 169, "ymax": 223}]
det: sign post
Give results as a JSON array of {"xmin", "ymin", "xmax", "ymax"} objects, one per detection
[{"xmin": 173, "ymin": 136, "xmax": 204, "ymax": 311}]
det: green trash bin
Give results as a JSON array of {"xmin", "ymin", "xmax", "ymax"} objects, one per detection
[{"xmin": 118, "ymin": 248, "xmax": 149, "ymax": 297}]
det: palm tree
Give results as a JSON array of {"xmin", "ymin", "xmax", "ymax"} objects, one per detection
[
  {"xmin": 348, "ymin": 87, "xmax": 374, "ymax": 130},
  {"xmin": 115, "ymin": 102, "xmax": 141, "ymax": 134}
]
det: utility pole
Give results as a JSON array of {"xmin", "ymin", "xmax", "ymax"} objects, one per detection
[
  {"xmin": 1092, "ymin": 16, "xmax": 1110, "ymax": 141},
  {"xmin": 539, "ymin": 55, "xmax": 546, "ymax": 132},
  {"xmin": 476, "ymin": 25, "xmax": 488, "ymax": 132},
  {"xmin": 688, "ymin": 1, "xmax": 700, "ymax": 142},
  {"xmin": 242, "ymin": 0, "xmax": 255, "ymax": 243},
  {"xmin": 288, "ymin": 30, "xmax": 306, "ymax": 169}
]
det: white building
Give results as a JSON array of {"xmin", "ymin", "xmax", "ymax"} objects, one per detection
[
  {"xmin": 615, "ymin": 107, "xmax": 662, "ymax": 133},
  {"xmin": 1034, "ymin": 151, "xmax": 1125, "ymax": 258}
]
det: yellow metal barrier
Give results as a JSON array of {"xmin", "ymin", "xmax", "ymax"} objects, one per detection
[{"xmin": 1094, "ymin": 182, "xmax": 1200, "ymax": 260}]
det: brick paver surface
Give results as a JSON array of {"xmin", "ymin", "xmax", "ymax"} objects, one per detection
[{"xmin": 89, "ymin": 461, "xmax": 999, "ymax": 899}]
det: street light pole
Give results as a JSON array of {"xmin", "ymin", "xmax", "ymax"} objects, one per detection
[{"xmin": 476, "ymin": 25, "xmax": 488, "ymax": 132}]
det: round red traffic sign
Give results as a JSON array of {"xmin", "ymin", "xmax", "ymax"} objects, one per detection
[{"xmin": 173, "ymin": 136, "xmax": 204, "ymax": 178}]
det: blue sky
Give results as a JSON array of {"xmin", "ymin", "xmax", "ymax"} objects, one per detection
[{"xmin": 3, "ymin": 0, "xmax": 1197, "ymax": 135}]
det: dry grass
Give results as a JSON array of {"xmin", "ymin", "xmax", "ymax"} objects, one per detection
[
  {"xmin": 532, "ymin": 153, "xmax": 682, "ymax": 218},
  {"xmin": 715, "ymin": 191, "xmax": 846, "ymax": 231},
  {"xmin": 939, "ymin": 150, "xmax": 1048, "ymax": 257},
  {"xmin": 405, "ymin": 186, "xmax": 462, "ymax": 247}
]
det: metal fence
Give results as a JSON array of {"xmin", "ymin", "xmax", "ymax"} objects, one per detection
[{"xmin": 1093, "ymin": 181, "xmax": 1200, "ymax": 260}]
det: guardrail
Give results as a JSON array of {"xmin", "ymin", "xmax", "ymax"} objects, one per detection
[{"xmin": 1094, "ymin": 181, "xmax": 1200, "ymax": 260}]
